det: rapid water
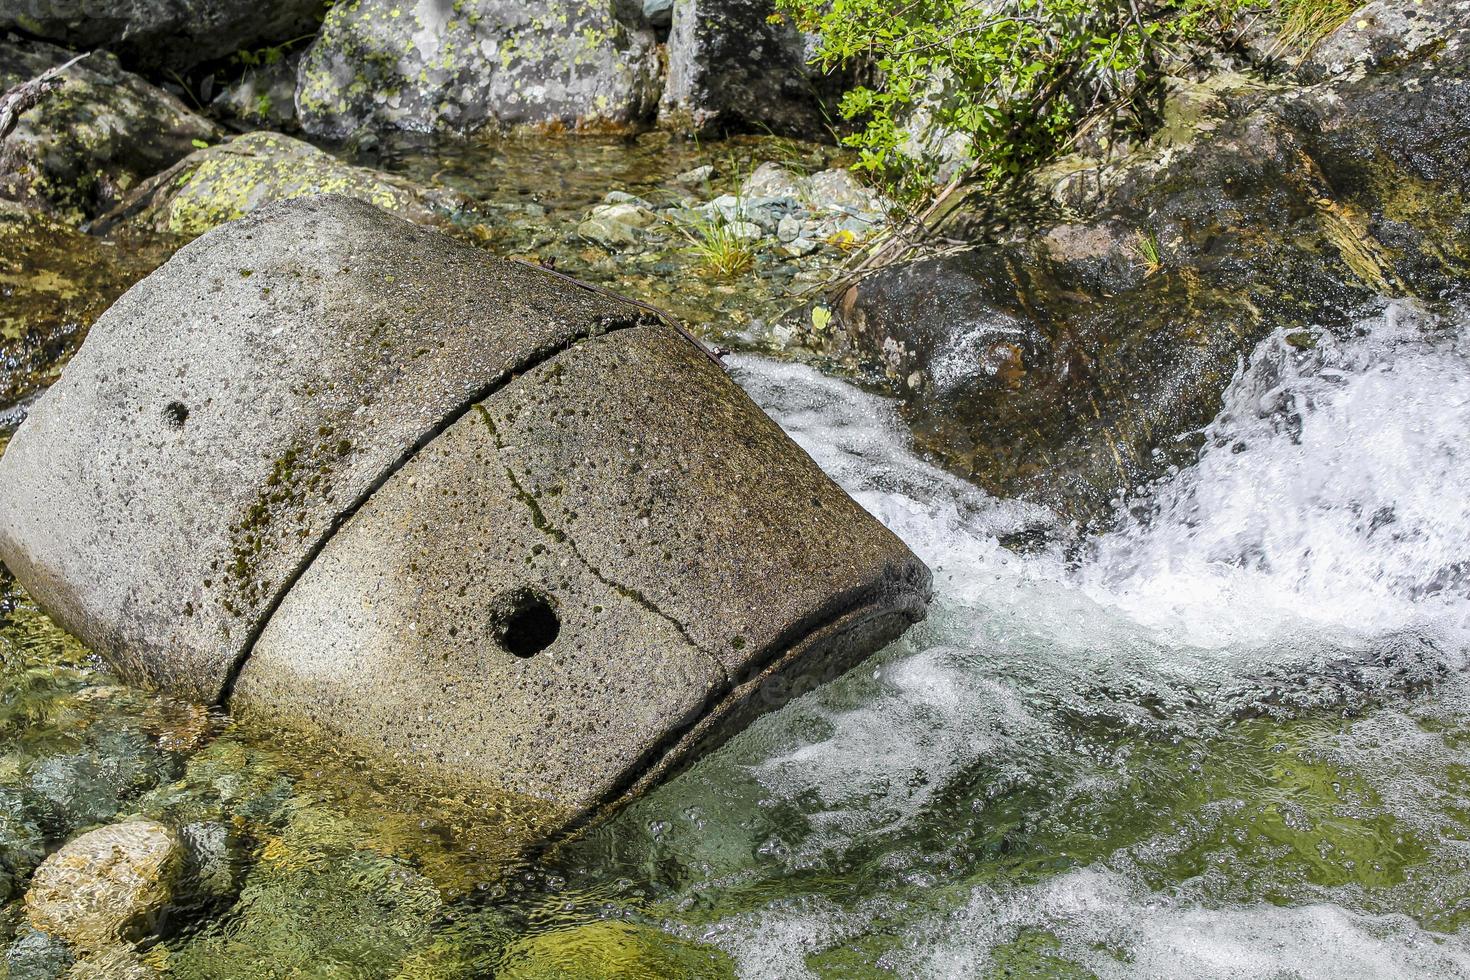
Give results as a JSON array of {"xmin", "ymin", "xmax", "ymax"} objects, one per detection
[
  {"xmin": 537, "ymin": 299, "xmax": 1470, "ymax": 977},
  {"xmin": 4, "ymin": 294, "xmax": 1470, "ymax": 976}
]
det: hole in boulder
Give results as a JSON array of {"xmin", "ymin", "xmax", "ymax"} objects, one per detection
[
  {"xmin": 490, "ymin": 587, "xmax": 560, "ymax": 658},
  {"xmin": 163, "ymin": 401, "xmax": 189, "ymax": 428}
]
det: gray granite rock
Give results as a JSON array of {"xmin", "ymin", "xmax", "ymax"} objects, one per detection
[
  {"xmin": 296, "ymin": 0, "xmax": 662, "ymax": 139},
  {"xmin": 0, "ymin": 194, "xmax": 930, "ymax": 818},
  {"xmin": 235, "ymin": 322, "xmax": 929, "ymax": 813},
  {"xmin": 0, "ymin": 195, "xmax": 643, "ymax": 703},
  {"xmin": 660, "ymin": 0, "xmax": 828, "ymax": 136},
  {"xmin": 0, "ymin": 0, "xmax": 326, "ymax": 73}
]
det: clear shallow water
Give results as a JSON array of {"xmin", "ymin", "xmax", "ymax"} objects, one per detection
[{"xmin": 4, "ymin": 300, "xmax": 1470, "ymax": 976}]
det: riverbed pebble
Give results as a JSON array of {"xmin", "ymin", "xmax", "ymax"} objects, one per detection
[{"xmin": 25, "ymin": 819, "xmax": 183, "ymax": 952}]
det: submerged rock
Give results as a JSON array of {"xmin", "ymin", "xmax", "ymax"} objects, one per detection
[
  {"xmin": 660, "ymin": 0, "xmax": 830, "ymax": 136},
  {"xmin": 834, "ymin": 3, "xmax": 1470, "ymax": 522},
  {"xmin": 0, "ymin": 195, "xmax": 929, "ymax": 817},
  {"xmin": 296, "ymin": 0, "xmax": 661, "ymax": 139},
  {"xmin": 24, "ymin": 819, "xmax": 182, "ymax": 952},
  {"xmin": 100, "ymin": 131, "xmax": 468, "ymax": 238},
  {"xmin": 0, "ymin": 0, "xmax": 326, "ymax": 73},
  {"xmin": 0, "ymin": 40, "xmax": 220, "ymax": 221}
]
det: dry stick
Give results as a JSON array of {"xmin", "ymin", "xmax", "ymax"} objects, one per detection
[{"xmin": 0, "ymin": 51, "xmax": 91, "ymax": 142}]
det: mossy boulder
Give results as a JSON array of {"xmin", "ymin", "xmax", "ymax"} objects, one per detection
[
  {"xmin": 0, "ymin": 0, "xmax": 327, "ymax": 73},
  {"xmin": 834, "ymin": 2, "xmax": 1470, "ymax": 524},
  {"xmin": 296, "ymin": 0, "xmax": 661, "ymax": 140},
  {"xmin": 103, "ymin": 131, "xmax": 470, "ymax": 238},
  {"xmin": 0, "ymin": 39, "xmax": 220, "ymax": 222}
]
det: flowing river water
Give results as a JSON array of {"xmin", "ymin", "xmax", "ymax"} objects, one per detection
[{"xmin": 2, "ymin": 136, "xmax": 1470, "ymax": 977}]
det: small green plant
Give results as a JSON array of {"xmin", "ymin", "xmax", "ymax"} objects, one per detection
[
  {"xmin": 1131, "ymin": 229, "xmax": 1163, "ymax": 274},
  {"xmin": 674, "ymin": 215, "xmax": 758, "ymax": 277},
  {"xmin": 1274, "ymin": 0, "xmax": 1358, "ymax": 53}
]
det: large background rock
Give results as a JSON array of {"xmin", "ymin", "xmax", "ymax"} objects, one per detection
[
  {"xmin": 296, "ymin": 0, "xmax": 661, "ymax": 139},
  {"xmin": 0, "ymin": 0, "xmax": 327, "ymax": 73},
  {"xmin": 0, "ymin": 39, "xmax": 219, "ymax": 221},
  {"xmin": 834, "ymin": 10, "xmax": 1470, "ymax": 524},
  {"xmin": 659, "ymin": 0, "xmax": 829, "ymax": 136}
]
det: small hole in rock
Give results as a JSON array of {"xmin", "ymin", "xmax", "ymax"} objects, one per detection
[
  {"xmin": 491, "ymin": 587, "xmax": 559, "ymax": 658},
  {"xmin": 163, "ymin": 401, "xmax": 189, "ymax": 428}
]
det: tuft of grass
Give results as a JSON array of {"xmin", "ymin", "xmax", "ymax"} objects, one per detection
[
  {"xmin": 1131, "ymin": 230, "xmax": 1163, "ymax": 275},
  {"xmin": 678, "ymin": 217, "xmax": 757, "ymax": 277},
  {"xmin": 1274, "ymin": 0, "xmax": 1358, "ymax": 53}
]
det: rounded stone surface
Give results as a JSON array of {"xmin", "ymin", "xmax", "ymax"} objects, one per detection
[{"xmin": 25, "ymin": 819, "xmax": 182, "ymax": 952}]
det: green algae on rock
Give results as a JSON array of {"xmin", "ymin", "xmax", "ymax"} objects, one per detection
[
  {"xmin": 297, "ymin": 0, "xmax": 661, "ymax": 140},
  {"xmin": 0, "ymin": 39, "xmax": 220, "ymax": 222},
  {"xmin": 101, "ymin": 131, "xmax": 471, "ymax": 238}
]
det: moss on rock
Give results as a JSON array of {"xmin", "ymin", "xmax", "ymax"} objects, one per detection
[{"xmin": 111, "ymin": 132, "xmax": 471, "ymax": 238}]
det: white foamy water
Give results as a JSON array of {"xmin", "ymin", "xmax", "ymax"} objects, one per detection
[{"xmin": 688, "ymin": 300, "xmax": 1470, "ymax": 978}]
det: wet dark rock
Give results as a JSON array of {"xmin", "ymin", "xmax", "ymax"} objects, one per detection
[
  {"xmin": 296, "ymin": 0, "xmax": 661, "ymax": 140},
  {"xmin": 835, "ymin": 5, "xmax": 1470, "ymax": 523},
  {"xmin": 0, "ymin": 195, "xmax": 929, "ymax": 817},
  {"xmin": 0, "ymin": 0, "xmax": 326, "ymax": 73},
  {"xmin": 211, "ymin": 51, "xmax": 302, "ymax": 133},
  {"xmin": 0, "ymin": 39, "xmax": 219, "ymax": 221},
  {"xmin": 4, "ymin": 927, "xmax": 73, "ymax": 980},
  {"xmin": 660, "ymin": 0, "xmax": 830, "ymax": 136}
]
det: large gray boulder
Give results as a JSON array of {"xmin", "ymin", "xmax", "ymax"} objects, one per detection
[
  {"xmin": 0, "ymin": 39, "xmax": 219, "ymax": 221},
  {"xmin": 0, "ymin": 195, "xmax": 929, "ymax": 817},
  {"xmin": 659, "ymin": 0, "xmax": 829, "ymax": 136},
  {"xmin": 0, "ymin": 0, "xmax": 327, "ymax": 73},
  {"xmin": 296, "ymin": 0, "xmax": 661, "ymax": 139}
]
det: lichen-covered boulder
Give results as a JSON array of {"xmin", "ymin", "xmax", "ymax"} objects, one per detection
[
  {"xmin": 831, "ymin": 6, "xmax": 1470, "ymax": 524},
  {"xmin": 24, "ymin": 819, "xmax": 183, "ymax": 952},
  {"xmin": 0, "ymin": 195, "xmax": 929, "ymax": 818},
  {"xmin": 296, "ymin": 0, "xmax": 661, "ymax": 140},
  {"xmin": 659, "ymin": 0, "xmax": 829, "ymax": 136},
  {"xmin": 99, "ymin": 131, "xmax": 469, "ymax": 238},
  {"xmin": 0, "ymin": 0, "xmax": 327, "ymax": 73},
  {"xmin": 0, "ymin": 40, "xmax": 220, "ymax": 221}
]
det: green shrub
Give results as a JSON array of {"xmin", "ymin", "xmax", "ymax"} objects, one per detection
[{"xmin": 775, "ymin": 0, "xmax": 1320, "ymax": 200}]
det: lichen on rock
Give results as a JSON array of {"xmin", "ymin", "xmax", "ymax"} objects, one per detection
[
  {"xmin": 296, "ymin": 0, "xmax": 661, "ymax": 139},
  {"xmin": 0, "ymin": 39, "xmax": 220, "ymax": 222},
  {"xmin": 105, "ymin": 131, "xmax": 470, "ymax": 238}
]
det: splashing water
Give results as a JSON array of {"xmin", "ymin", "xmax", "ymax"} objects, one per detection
[
  {"xmin": 5, "ymin": 301, "xmax": 1470, "ymax": 976},
  {"xmin": 545, "ymin": 301, "xmax": 1470, "ymax": 978}
]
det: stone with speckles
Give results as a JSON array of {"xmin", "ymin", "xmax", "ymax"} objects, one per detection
[{"xmin": 0, "ymin": 193, "xmax": 930, "ymax": 818}]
